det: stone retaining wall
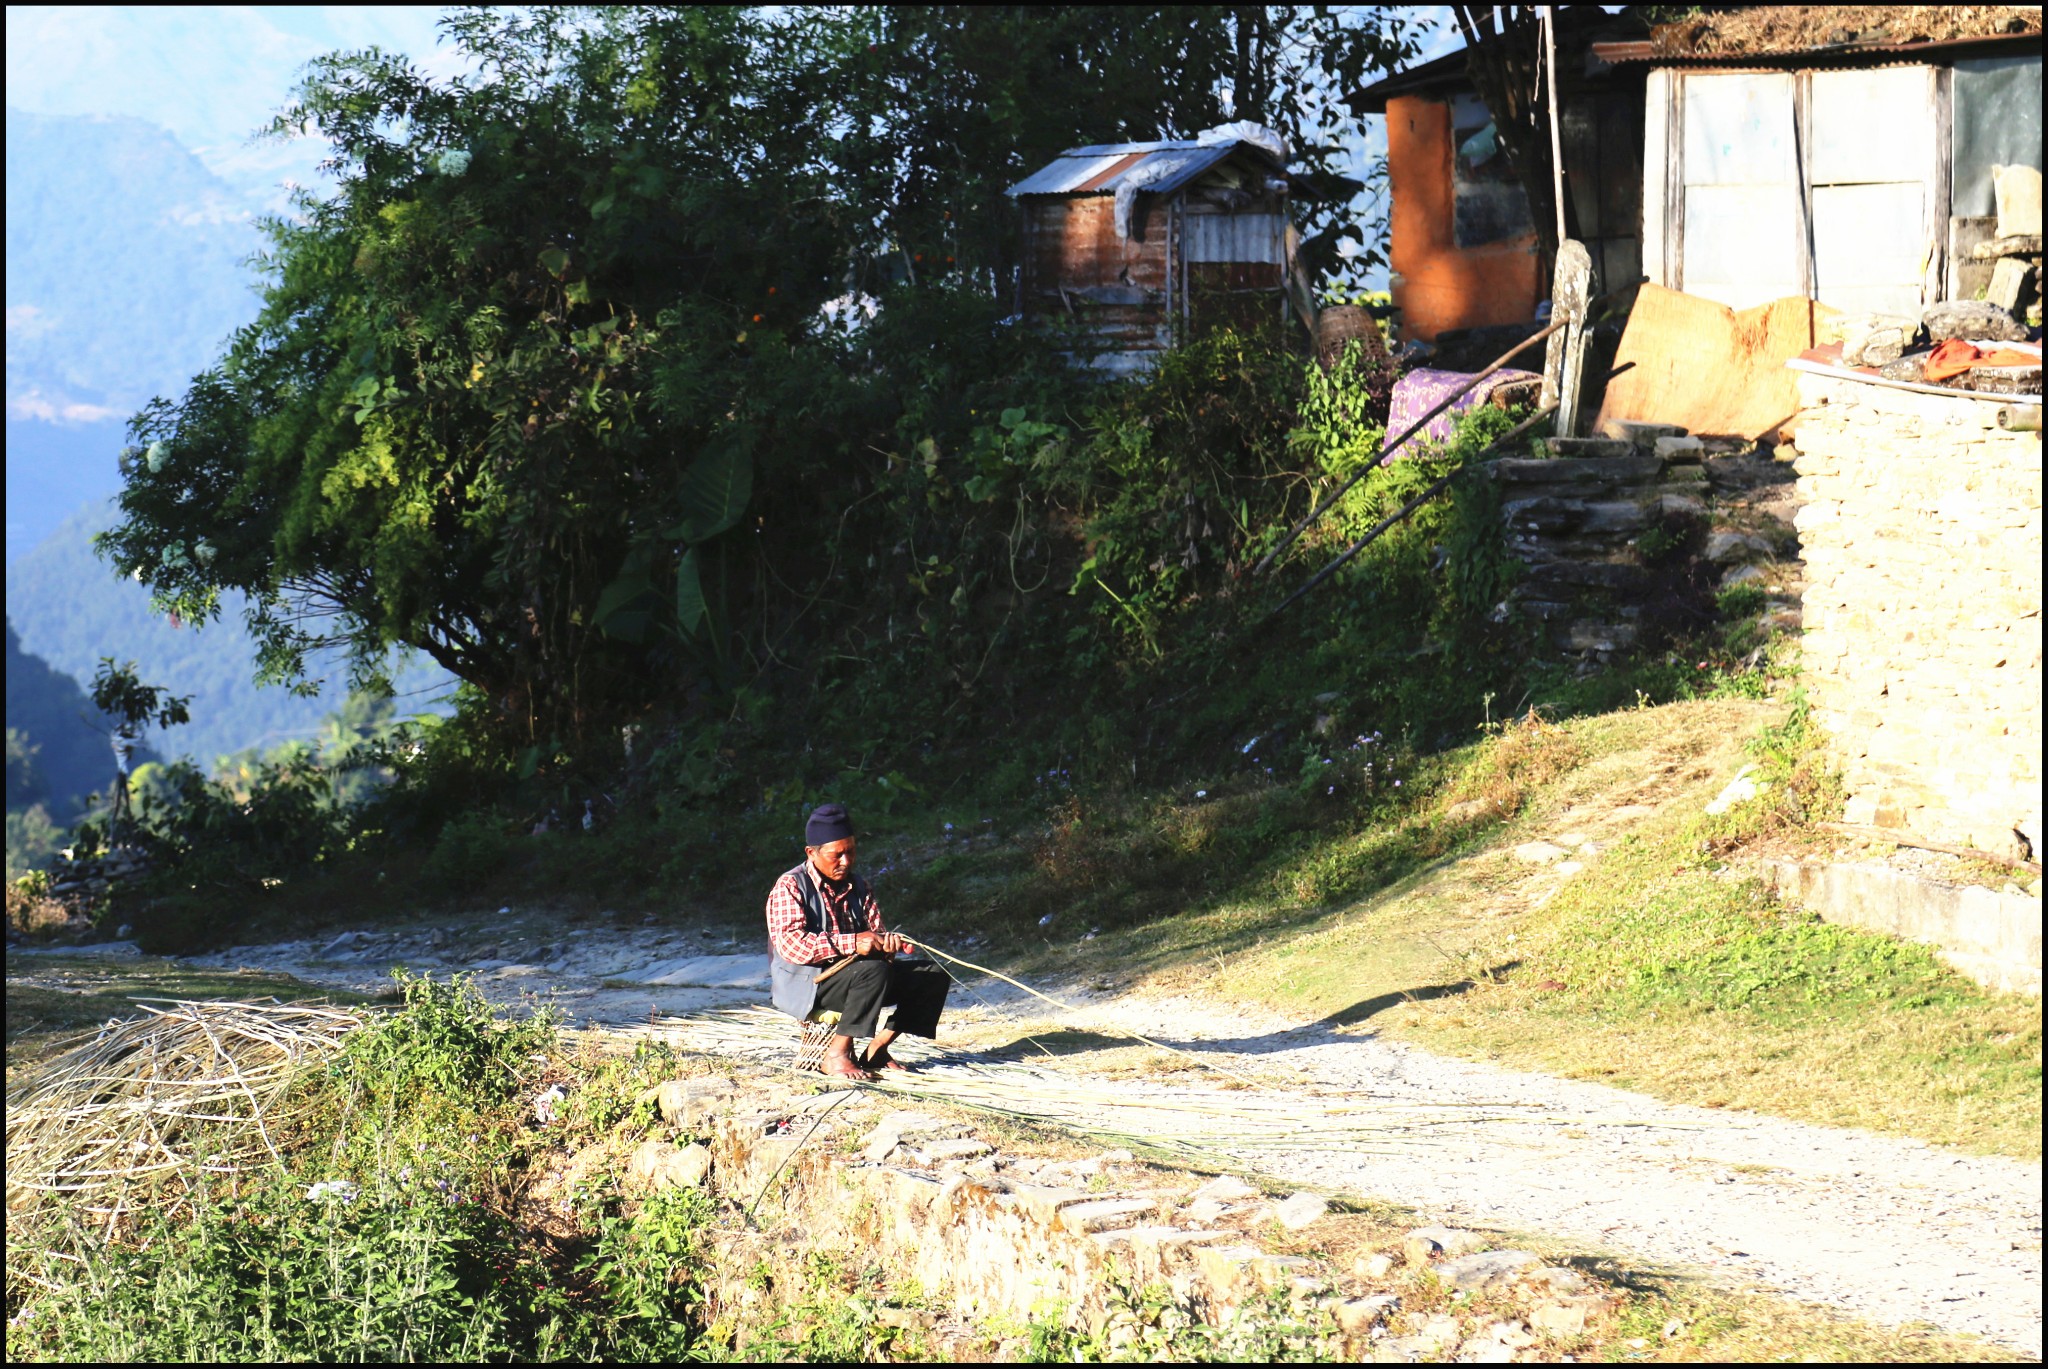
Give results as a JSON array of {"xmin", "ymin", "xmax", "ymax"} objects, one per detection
[
  {"xmin": 1789, "ymin": 375, "xmax": 2043, "ymax": 860},
  {"xmin": 657, "ymin": 1092, "xmax": 1618, "ymax": 1360}
]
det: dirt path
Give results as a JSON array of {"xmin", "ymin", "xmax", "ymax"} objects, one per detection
[
  {"xmin": 14, "ymin": 907, "xmax": 2039, "ymax": 1354},
  {"xmin": 633, "ymin": 984, "xmax": 2042, "ymax": 1354}
]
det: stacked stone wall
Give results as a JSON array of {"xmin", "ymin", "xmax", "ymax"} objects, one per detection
[{"xmin": 1790, "ymin": 375, "xmax": 2043, "ymax": 859}]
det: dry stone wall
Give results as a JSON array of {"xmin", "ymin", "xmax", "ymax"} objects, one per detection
[
  {"xmin": 1789, "ymin": 374, "xmax": 2043, "ymax": 860},
  {"xmin": 1493, "ymin": 428, "xmax": 1800, "ymax": 659}
]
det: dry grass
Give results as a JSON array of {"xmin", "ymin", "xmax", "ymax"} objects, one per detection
[
  {"xmin": 1448, "ymin": 708, "xmax": 1584, "ymax": 816},
  {"xmin": 5, "ymin": 1000, "xmax": 361, "ymax": 1255}
]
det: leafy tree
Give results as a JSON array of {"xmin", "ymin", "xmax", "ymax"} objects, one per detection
[{"xmin": 99, "ymin": 6, "xmax": 1421, "ymax": 764}]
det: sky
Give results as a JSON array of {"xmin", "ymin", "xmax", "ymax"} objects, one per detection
[
  {"xmin": 3, "ymin": 5, "xmax": 471, "ymax": 210},
  {"xmin": 5, "ymin": 4, "xmax": 1461, "ymax": 236}
]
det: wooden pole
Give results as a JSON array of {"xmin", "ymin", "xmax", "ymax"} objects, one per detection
[{"xmin": 1543, "ymin": 6, "xmax": 1566, "ymax": 248}]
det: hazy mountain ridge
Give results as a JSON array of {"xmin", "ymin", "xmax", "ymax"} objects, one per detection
[
  {"xmin": 5, "ymin": 106, "xmax": 263, "ymax": 418},
  {"xmin": 7, "ymin": 503, "xmax": 453, "ymax": 767},
  {"xmin": 5, "ymin": 617, "xmax": 129, "ymax": 817}
]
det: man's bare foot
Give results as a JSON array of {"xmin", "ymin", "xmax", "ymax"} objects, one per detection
[
  {"xmin": 820, "ymin": 1053, "xmax": 875, "ymax": 1080},
  {"xmin": 862, "ymin": 1046, "xmax": 911, "ymax": 1072}
]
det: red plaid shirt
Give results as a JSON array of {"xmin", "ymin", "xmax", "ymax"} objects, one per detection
[{"xmin": 765, "ymin": 864, "xmax": 884, "ymax": 966}]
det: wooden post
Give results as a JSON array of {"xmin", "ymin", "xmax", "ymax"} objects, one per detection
[
  {"xmin": 1543, "ymin": 6, "xmax": 1567, "ymax": 249},
  {"xmin": 1541, "ymin": 240, "xmax": 1593, "ymax": 438}
]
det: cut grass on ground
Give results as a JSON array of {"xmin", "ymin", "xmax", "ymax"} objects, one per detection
[{"xmin": 5, "ymin": 954, "xmax": 376, "ymax": 1075}]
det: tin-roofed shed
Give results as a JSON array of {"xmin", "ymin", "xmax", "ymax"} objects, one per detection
[{"xmin": 1007, "ymin": 129, "xmax": 1319, "ymax": 375}]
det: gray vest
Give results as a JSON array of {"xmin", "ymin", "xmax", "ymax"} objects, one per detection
[{"xmin": 768, "ymin": 862, "xmax": 870, "ymax": 1021}]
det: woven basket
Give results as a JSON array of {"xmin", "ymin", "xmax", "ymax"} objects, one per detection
[{"xmin": 1317, "ymin": 304, "xmax": 1390, "ymax": 372}]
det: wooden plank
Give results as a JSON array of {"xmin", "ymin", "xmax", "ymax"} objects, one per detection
[
  {"xmin": 1642, "ymin": 69, "xmax": 1671, "ymax": 288},
  {"xmin": 1595, "ymin": 283, "xmax": 1839, "ymax": 439}
]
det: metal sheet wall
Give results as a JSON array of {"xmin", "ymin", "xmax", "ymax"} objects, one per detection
[{"xmin": 1952, "ymin": 54, "xmax": 2044, "ymax": 216}]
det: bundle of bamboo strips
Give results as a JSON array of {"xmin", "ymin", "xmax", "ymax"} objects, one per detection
[{"xmin": 5, "ymin": 999, "xmax": 362, "ymax": 1241}]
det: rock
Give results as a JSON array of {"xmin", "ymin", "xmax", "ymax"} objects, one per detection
[
  {"xmin": 1513, "ymin": 841, "xmax": 1571, "ymax": 865},
  {"xmin": 1987, "ymin": 256, "xmax": 2034, "ymax": 312},
  {"xmin": 1530, "ymin": 1301, "xmax": 1589, "ymax": 1337},
  {"xmin": 1093, "ymin": 1226, "xmax": 1230, "ymax": 1254},
  {"xmin": 860, "ymin": 1110, "xmax": 958, "ymax": 1161},
  {"xmin": 1544, "ymin": 437, "xmax": 1634, "ymax": 459},
  {"xmin": 1879, "ymin": 353, "xmax": 1928, "ymax": 382},
  {"xmin": 626, "ymin": 1139, "xmax": 711, "ymax": 1193},
  {"xmin": 318, "ymin": 931, "xmax": 360, "ymax": 959},
  {"xmin": 1523, "ymin": 1266, "xmax": 1592, "ymax": 1295},
  {"xmin": 1195, "ymin": 1246, "xmax": 1313, "ymax": 1300},
  {"xmin": 1186, "ymin": 1198, "xmax": 1230, "ymax": 1224},
  {"xmin": 1923, "ymin": 298, "xmax": 2028, "ymax": 344},
  {"xmin": 1704, "ymin": 765, "xmax": 1770, "ymax": 816},
  {"xmin": 1437, "ymin": 1249, "xmax": 1540, "ymax": 1291},
  {"xmin": 1060, "ymin": 1197, "xmax": 1156, "ymax": 1234},
  {"xmin": 1563, "ymin": 621, "xmax": 1636, "ymax": 653},
  {"xmin": 924, "ymin": 1138, "xmax": 995, "ymax": 1163},
  {"xmin": 1652, "ymin": 434, "xmax": 1704, "ymax": 461},
  {"xmin": 1598, "ymin": 419, "xmax": 1687, "ymax": 449},
  {"xmin": 1101, "ymin": 1148, "xmax": 1134, "ymax": 1163},
  {"xmin": 1190, "ymin": 1174, "xmax": 1260, "ymax": 1203},
  {"xmin": 1552, "ymin": 831, "xmax": 1588, "ymax": 847},
  {"xmin": 1721, "ymin": 564, "xmax": 1768, "ymax": 588},
  {"xmin": 1336, "ymin": 1293, "xmax": 1402, "ymax": 1336},
  {"xmin": 1371, "ymin": 1342, "xmax": 1421, "ymax": 1364},
  {"xmin": 1554, "ymin": 860, "xmax": 1585, "ymax": 876},
  {"xmin": 1489, "ymin": 1319, "xmax": 1538, "ymax": 1349},
  {"xmin": 650, "ymin": 1078, "xmax": 733, "ymax": 1129},
  {"xmin": 1355, "ymin": 1251, "xmax": 1398, "ymax": 1280},
  {"xmin": 1416, "ymin": 1313, "xmax": 1461, "ymax": 1348},
  {"xmin": 1837, "ymin": 313, "xmax": 1917, "ymax": 367},
  {"xmin": 1404, "ymin": 1225, "xmax": 1488, "ymax": 1264},
  {"xmin": 1002, "ymin": 1183, "xmax": 1090, "ymax": 1225},
  {"xmin": 1273, "ymin": 1191, "xmax": 1329, "ymax": 1230},
  {"xmin": 1288, "ymin": 1275, "xmax": 1330, "ymax": 1303},
  {"xmin": 1457, "ymin": 1339, "xmax": 1518, "ymax": 1364},
  {"xmin": 1704, "ymin": 530, "xmax": 1771, "ymax": 564}
]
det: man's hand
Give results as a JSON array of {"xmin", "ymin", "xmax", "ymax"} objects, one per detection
[{"xmin": 855, "ymin": 932, "xmax": 908, "ymax": 956}]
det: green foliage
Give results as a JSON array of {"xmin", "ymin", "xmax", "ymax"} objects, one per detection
[
  {"xmin": 10, "ymin": 1173, "xmax": 522, "ymax": 1363},
  {"xmin": 6, "ymin": 977, "xmax": 716, "ymax": 1364},
  {"xmin": 340, "ymin": 971, "xmax": 556, "ymax": 1105},
  {"xmin": 99, "ymin": 7, "xmax": 1420, "ymax": 760},
  {"xmin": 6, "ymin": 805, "xmax": 66, "ymax": 881},
  {"xmin": 88, "ymin": 659, "xmax": 190, "ymax": 735}
]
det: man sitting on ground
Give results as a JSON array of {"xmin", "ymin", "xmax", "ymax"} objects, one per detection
[{"xmin": 766, "ymin": 803, "xmax": 950, "ymax": 1078}]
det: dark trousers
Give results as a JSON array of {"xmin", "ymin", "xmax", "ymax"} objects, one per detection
[{"xmin": 811, "ymin": 957, "xmax": 949, "ymax": 1040}]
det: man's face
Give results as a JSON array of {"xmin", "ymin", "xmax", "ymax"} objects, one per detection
[{"xmin": 808, "ymin": 837, "xmax": 855, "ymax": 881}]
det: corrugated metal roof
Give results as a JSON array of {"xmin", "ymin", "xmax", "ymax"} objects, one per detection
[{"xmin": 1007, "ymin": 140, "xmax": 1263, "ymax": 198}]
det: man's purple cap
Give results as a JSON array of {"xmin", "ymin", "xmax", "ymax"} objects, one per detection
[{"xmin": 805, "ymin": 803, "xmax": 854, "ymax": 846}]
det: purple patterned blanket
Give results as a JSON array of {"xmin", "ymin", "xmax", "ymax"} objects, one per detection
[{"xmin": 1386, "ymin": 367, "xmax": 1542, "ymax": 451}]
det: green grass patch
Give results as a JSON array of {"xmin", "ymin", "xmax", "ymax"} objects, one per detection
[
  {"xmin": 1390, "ymin": 789, "xmax": 2042, "ymax": 1159},
  {"xmin": 6, "ymin": 973, "xmax": 722, "ymax": 1363}
]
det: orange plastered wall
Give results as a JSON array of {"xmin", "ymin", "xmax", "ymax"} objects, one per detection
[{"xmin": 1386, "ymin": 94, "xmax": 1541, "ymax": 342}]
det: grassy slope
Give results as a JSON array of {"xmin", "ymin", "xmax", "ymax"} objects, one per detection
[{"xmin": 1014, "ymin": 697, "xmax": 2041, "ymax": 1160}]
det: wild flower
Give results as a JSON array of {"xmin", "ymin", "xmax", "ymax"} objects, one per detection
[
  {"xmin": 145, "ymin": 440, "xmax": 167, "ymax": 472},
  {"xmin": 306, "ymin": 1179, "xmax": 358, "ymax": 1203},
  {"xmin": 434, "ymin": 148, "xmax": 472, "ymax": 176}
]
